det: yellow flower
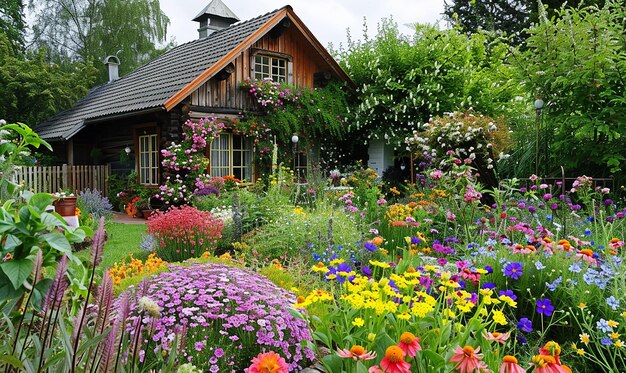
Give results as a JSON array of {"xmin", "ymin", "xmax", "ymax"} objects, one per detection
[
  {"xmin": 610, "ymin": 332, "xmax": 621, "ymax": 340},
  {"xmin": 311, "ymin": 262, "xmax": 329, "ymax": 273},
  {"xmin": 578, "ymin": 303, "xmax": 586, "ymax": 309},
  {"xmin": 369, "ymin": 260, "xmax": 390, "ymax": 269},
  {"xmin": 397, "ymin": 312, "xmax": 411, "ymax": 321},
  {"xmin": 367, "ymin": 333, "xmax": 376, "ymax": 342},
  {"xmin": 608, "ymin": 320, "xmax": 620, "ymax": 328},
  {"xmin": 499, "ymin": 295, "xmax": 517, "ymax": 308},
  {"xmin": 576, "ymin": 348, "xmax": 585, "ymax": 355},
  {"xmin": 579, "ymin": 333, "xmax": 590, "ymax": 344},
  {"xmin": 615, "ymin": 340, "xmax": 624, "ymax": 348},
  {"xmin": 352, "ymin": 318, "xmax": 365, "ymax": 327},
  {"xmin": 492, "ymin": 310, "xmax": 507, "ymax": 325}
]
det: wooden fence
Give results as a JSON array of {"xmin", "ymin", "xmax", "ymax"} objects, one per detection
[{"xmin": 12, "ymin": 164, "xmax": 112, "ymax": 196}]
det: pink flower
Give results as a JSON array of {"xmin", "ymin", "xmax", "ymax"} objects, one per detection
[
  {"xmin": 398, "ymin": 332, "xmax": 421, "ymax": 357},
  {"xmin": 336, "ymin": 345, "xmax": 377, "ymax": 360},
  {"xmin": 500, "ymin": 355, "xmax": 525, "ymax": 373},
  {"xmin": 380, "ymin": 346, "xmax": 411, "ymax": 373},
  {"xmin": 482, "ymin": 331, "xmax": 511, "ymax": 344},
  {"xmin": 244, "ymin": 351, "xmax": 289, "ymax": 373},
  {"xmin": 449, "ymin": 346, "xmax": 490, "ymax": 373}
]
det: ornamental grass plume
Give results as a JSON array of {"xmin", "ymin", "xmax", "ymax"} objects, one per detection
[
  {"xmin": 380, "ymin": 345, "xmax": 411, "ymax": 373},
  {"xmin": 245, "ymin": 351, "xmax": 289, "ymax": 373},
  {"xmin": 146, "ymin": 205, "xmax": 223, "ymax": 262},
  {"xmin": 449, "ymin": 345, "xmax": 489, "ymax": 373}
]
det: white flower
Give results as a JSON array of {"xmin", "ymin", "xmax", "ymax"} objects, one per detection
[{"xmin": 137, "ymin": 296, "xmax": 160, "ymax": 317}]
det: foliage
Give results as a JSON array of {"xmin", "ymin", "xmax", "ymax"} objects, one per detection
[
  {"xmin": 146, "ymin": 205, "xmax": 224, "ymax": 262},
  {"xmin": 239, "ymin": 78, "xmax": 348, "ymax": 172},
  {"xmin": 0, "ymin": 192, "xmax": 90, "ymax": 301},
  {"xmin": 121, "ymin": 263, "xmax": 315, "ymax": 371},
  {"xmin": 333, "ymin": 19, "xmax": 525, "ymax": 149},
  {"xmin": 29, "ymin": 0, "xmax": 171, "ymax": 84},
  {"xmin": 511, "ymin": 1, "xmax": 626, "ymax": 178},
  {"xmin": 0, "ymin": 35, "xmax": 96, "ymax": 126},
  {"xmin": 443, "ymin": 0, "xmax": 605, "ymax": 44},
  {"xmin": 158, "ymin": 117, "xmax": 224, "ymax": 205},
  {"xmin": 0, "ymin": 121, "xmax": 52, "ymax": 201},
  {"xmin": 0, "ymin": 0, "xmax": 25, "ymax": 52}
]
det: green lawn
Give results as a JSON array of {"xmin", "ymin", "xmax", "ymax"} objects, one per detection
[{"xmin": 76, "ymin": 222, "xmax": 147, "ymax": 269}]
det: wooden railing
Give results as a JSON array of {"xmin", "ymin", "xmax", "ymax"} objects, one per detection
[{"xmin": 12, "ymin": 164, "xmax": 112, "ymax": 196}]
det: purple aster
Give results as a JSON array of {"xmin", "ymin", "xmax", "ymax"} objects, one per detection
[
  {"xmin": 498, "ymin": 289, "xmax": 517, "ymax": 301},
  {"xmin": 362, "ymin": 266, "xmax": 372, "ymax": 277},
  {"xmin": 503, "ymin": 262, "xmax": 523, "ymax": 280},
  {"xmin": 536, "ymin": 298, "xmax": 555, "ymax": 316},
  {"xmin": 517, "ymin": 317, "xmax": 533, "ymax": 333}
]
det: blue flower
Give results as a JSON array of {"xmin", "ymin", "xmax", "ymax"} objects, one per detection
[
  {"xmin": 499, "ymin": 289, "xmax": 517, "ymax": 301},
  {"xmin": 517, "ymin": 317, "xmax": 533, "ymax": 333},
  {"xmin": 484, "ymin": 265, "xmax": 493, "ymax": 274},
  {"xmin": 534, "ymin": 261, "xmax": 546, "ymax": 270},
  {"xmin": 606, "ymin": 296, "xmax": 620, "ymax": 311},
  {"xmin": 569, "ymin": 261, "xmax": 582, "ymax": 273},
  {"xmin": 503, "ymin": 262, "xmax": 524, "ymax": 280},
  {"xmin": 584, "ymin": 228, "xmax": 592, "ymax": 236},
  {"xmin": 601, "ymin": 337, "xmax": 613, "ymax": 346},
  {"xmin": 545, "ymin": 276, "xmax": 562, "ymax": 291},
  {"xmin": 364, "ymin": 242, "xmax": 377, "ymax": 252},
  {"xmin": 597, "ymin": 319, "xmax": 612, "ymax": 333},
  {"xmin": 481, "ymin": 282, "xmax": 496, "ymax": 290}
]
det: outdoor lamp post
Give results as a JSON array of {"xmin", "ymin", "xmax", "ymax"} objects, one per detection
[
  {"xmin": 124, "ymin": 146, "xmax": 131, "ymax": 154},
  {"xmin": 534, "ymin": 99, "xmax": 544, "ymax": 176},
  {"xmin": 291, "ymin": 134, "xmax": 299, "ymax": 179}
]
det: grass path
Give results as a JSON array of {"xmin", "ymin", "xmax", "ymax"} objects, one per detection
[{"xmin": 76, "ymin": 222, "xmax": 147, "ymax": 269}]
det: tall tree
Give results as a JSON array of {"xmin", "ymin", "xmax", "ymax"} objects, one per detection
[
  {"xmin": 0, "ymin": 33, "xmax": 96, "ymax": 126},
  {"xmin": 29, "ymin": 0, "xmax": 170, "ymax": 84},
  {"xmin": 444, "ymin": 0, "xmax": 606, "ymax": 44},
  {"xmin": 511, "ymin": 1, "xmax": 626, "ymax": 177},
  {"xmin": 0, "ymin": 0, "xmax": 25, "ymax": 52}
]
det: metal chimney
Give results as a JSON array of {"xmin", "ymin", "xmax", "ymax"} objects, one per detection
[
  {"xmin": 103, "ymin": 55, "xmax": 120, "ymax": 83},
  {"xmin": 193, "ymin": 0, "xmax": 240, "ymax": 39}
]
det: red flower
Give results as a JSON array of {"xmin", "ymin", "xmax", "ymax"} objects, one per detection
[
  {"xmin": 244, "ymin": 351, "xmax": 288, "ymax": 373},
  {"xmin": 449, "ymin": 346, "xmax": 489, "ymax": 373}
]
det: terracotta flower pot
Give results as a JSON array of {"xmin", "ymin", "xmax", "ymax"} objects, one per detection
[
  {"xmin": 53, "ymin": 196, "xmax": 78, "ymax": 217},
  {"xmin": 142, "ymin": 209, "xmax": 155, "ymax": 219}
]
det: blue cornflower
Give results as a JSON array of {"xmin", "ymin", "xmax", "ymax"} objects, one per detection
[
  {"xmin": 601, "ymin": 337, "xmax": 613, "ymax": 346},
  {"xmin": 584, "ymin": 228, "xmax": 592, "ymax": 236},
  {"xmin": 481, "ymin": 282, "xmax": 496, "ymax": 290},
  {"xmin": 517, "ymin": 317, "xmax": 533, "ymax": 333},
  {"xmin": 606, "ymin": 296, "xmax": 620, "ymax": 311},
  {"xmin": 569, "ymin": 261, "xmax": 582, "ymax": 273},
  {"xmin": 534, "ymin": 261, "xmax": 546, "ymax": 270},
  {"xmin": 597, "ymin": 319, "xmax": 612, "ymax": 333},
  {"xmin": 546, "ymin": 276, "xmax": 562, "ymax": 291},
  {"xmin": 484, "ymin": 265, "xmax": 493, "ymax": 274}
]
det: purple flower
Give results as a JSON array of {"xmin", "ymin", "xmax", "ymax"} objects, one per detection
[
  {"xmin": 528, "ymin": 205, "xmax": 537, "ymax": 213},
  {"xmin": 517, "ymin": 317, "xmax": 533, "ymax": 333},
  {"xmin": 536, "ymin": 298, "xmax": 555, "ymax": 316},
  {"xmin": 362, "ymin": 266, "xmax": 372, "ymax": 277},
  {"xmin": 503, "ymin": 262, "xmax": 523, "ymax": 280},
  {"xmin": 498, "ymin": 289, "xmax": 517, "ymax": 301},
  {"xmin": 364, "ymin": 242, "xmax": 377, "ymax": 252}
]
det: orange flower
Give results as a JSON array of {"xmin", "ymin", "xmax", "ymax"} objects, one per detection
[
  {"xmin": 398, "ymin": 332, "xmax": 421, "ymax": 357},
  {"xmin": 244, "ymin": 351, "xmax": 288, "ymax": 373},
  {"xmin": 500, "ymin": 355, "xmax": 525, "ymax": 373},
  {"xmin": 371, "ymin": 236, "xmax": 384, "ymax": 246},
  {"xmin": 579, "ymin": 249, "xmax": 594, "ymax": 257},
  {"xmin": 449, "ymin": 346, "xmax": 489, "ymax": 373},
  {"xmin": 380, "ymin": 346, "xmax": 411, "ymax": 373},
  {"xmin": 336, "ymin": 345, "xmax": 377, "ymax": 360}
]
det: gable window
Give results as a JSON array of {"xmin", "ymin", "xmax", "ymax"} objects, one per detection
[
  {"xmin": 138, "ymin": 133, "xmax": 159, "ymax": 185},
  {"xmin": 210, "ymin": 133, "xmax": 253, "ymax": 181},
  {"xmin": 254, "ymin": 55, "xmax": 287, "ymax": 82}
]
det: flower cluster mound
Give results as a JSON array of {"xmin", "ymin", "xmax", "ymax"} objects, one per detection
[
  {"xmin": 147, "ymin": 205, "xmax": 224, "ymax": 262},
  {"xmin": 122, "ymin": 263, "xmax": 314, "ymax": 371}
]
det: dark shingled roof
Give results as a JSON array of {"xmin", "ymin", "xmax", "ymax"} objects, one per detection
[{"xmin": 36, "ymin": 7, "xmax": 283, "ymax": 141}]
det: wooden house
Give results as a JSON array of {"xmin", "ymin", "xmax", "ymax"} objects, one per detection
[{"xmin": 35, "ymin": 0, "xmax": 351, "ymax": 186}]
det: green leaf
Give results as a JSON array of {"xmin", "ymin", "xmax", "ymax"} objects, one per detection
[
  {"xmin": 0, "ymin": 269, "xmax": 21, "ymax": 300},
  {"xmin": 29, "ymin": 193, "xmax": 55, "ymax": 212},
  {"xmin": 3, "ymin": 234, "xmax": 22, "ymax": 251},
  {"xmin": 0, "ymin": 353, "xmax": 25, "ymax": 369},
  {"xmin": 41, "ymin": 231, "xmax": 72, "ymax": 255},
  {"xmin": 0, "ymin": 257, "xmax": 34, "ymax": 289},
  {"xmin": 321, "ymin": 354, "xmax": 343, "ymax": 373},
  {"xmin": 422, "ymin": 350, "xmax": 446, "ymax": 369}
]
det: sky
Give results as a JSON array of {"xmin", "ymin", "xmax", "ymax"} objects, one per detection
[{"xmin": 160, "ymin": 0, "xmax": 448, "ymax": 49}]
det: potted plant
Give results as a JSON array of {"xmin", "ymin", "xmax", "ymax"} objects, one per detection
[
  {"xmin": 134, "ymin": 198, "xmax": 153, "ymax": 219},
  {"xmin": 52, "ymin": 190, "xmax": 78, "ymax": 216}
]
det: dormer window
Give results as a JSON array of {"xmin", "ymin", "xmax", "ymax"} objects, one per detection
[{"xmin": 254, "ymin": 55, "xmax": 287, "ymax": 82}]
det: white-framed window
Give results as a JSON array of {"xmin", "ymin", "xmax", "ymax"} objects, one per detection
[
  {"xmin": 210, "ymin": 133, "xmax": 253, "ymax": 181},
  {"xmin": 254, "ymin": 55, "xmax": 287, "ymax": 82},
  {"xmin": 138, "ymin": 134, "xmax": 159, "ymax": 185}
]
